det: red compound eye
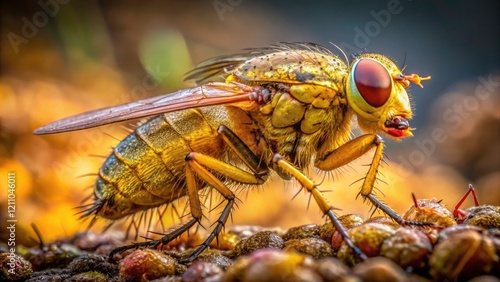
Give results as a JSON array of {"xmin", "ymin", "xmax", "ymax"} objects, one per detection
[{"xmin": 354, "ymin": 59, "xmax": 391, "ymax": 107}]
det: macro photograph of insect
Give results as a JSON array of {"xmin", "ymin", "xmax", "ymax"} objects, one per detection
[{"xmin": 1, "ymin": 0, "xmax": 499, "ymax": 281}]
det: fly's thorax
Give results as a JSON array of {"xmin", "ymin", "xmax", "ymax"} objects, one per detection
[
  {"xmin": 224, "ymin": 48, "xmax": 350, "ymax": 137},
  {"xmin": 219, "ymin": 46, "xmax": 354, "ymax": 167},
  {"xmin": 258, "ymin": 84, "xmax": 348, "ymax": 133},
  {"xmin": 230, "ymin": 50, "xmax": 348, "ymax": 90},
  {"xmin": 244, "ymin": 81, "xmax": 350, "ymax": 169}
]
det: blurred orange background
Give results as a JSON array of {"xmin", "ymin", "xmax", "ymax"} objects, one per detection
[{"xmin": 0, "ymin": 0, "xmax": 498, "ymax": 246}]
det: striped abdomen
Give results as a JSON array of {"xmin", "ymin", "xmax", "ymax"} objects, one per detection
[{"xmin": 92, "ymin": 106, "xmax": 253, "ymax": 220}]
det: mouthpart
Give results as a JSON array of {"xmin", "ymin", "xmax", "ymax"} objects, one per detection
[{"xmin": 383, "ymin": 116, "xmax": 414, "ymax": 138}]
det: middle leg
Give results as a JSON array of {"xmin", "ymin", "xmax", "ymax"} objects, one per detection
[
  {"xmin": 315, "ymin": 133, "xmax": 434, "ymax": 226},
  {"xmin": 179, "ymin": 125, "xmax": 269, "ymax": 262}
]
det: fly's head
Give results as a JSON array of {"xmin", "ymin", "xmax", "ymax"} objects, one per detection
[{"xmin": 345, "ymin": 53, "xmax": 430, "ymax": 139}]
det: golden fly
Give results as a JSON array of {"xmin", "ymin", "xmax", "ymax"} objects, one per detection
[{"xmin": 34, "ymin": 42, "xmax": 432, "ymax": 262}]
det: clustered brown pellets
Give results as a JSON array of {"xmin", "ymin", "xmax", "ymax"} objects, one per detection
[{"xmin": 1, "ymin": 200, "xmax": 499, "ymax": 281}]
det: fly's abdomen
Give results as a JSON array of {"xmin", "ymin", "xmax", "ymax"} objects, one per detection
[{"xmin": 93, "ymin": 108, "xmax": 224, "ymax": 220}]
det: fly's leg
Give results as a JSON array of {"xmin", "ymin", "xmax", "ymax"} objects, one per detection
[
  {"xmin": 272, "ymin": 154, "xmax": 368, "ymax": 261},
  {"xmin": 108, "ymin": 219, "xmax": 199, "ymax": 261},
  {"xmin": 107, "ymin": 160, "xmax": 211, "ymax": 261},
  {"xmin": 109, "ymin": 125, "xmax": 268, "ymax": 262},
  {"xmin": 180, "ymin": 125, "xmax": 268, "ymax": 262},
  {"xmin": 108, "ymin": 169, "xmax": 205, "ymax": 261},
  {"xmin": 315, "ymin": 134, "xmax": 434, "ymax": 226}
]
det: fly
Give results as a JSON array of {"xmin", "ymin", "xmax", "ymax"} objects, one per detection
[{"xmin": 34, "ymin": 42, "xmax": 432, "ymax": 262}]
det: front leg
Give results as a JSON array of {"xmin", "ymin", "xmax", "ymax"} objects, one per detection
[
  {"xmin": 273, "ymin": 155, "xmax": 367, "ymax": 260},
  {"xmin": 315, "ymin": 133, "xmax": 432, "ymax": 226}
]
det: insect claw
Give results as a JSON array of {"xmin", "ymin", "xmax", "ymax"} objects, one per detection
[{"xmin": 179, "ymin": 254, "xmax": 197, "ymax": 264}]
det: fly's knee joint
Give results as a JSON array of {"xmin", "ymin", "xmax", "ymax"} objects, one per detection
[
  {"xmin": 185, "ymin": 153, "xmax": 197, "ymax": 161},
  {"xmin": 217, "ymin": 125, "xmax": 227, "ymax": 134},
  {"xmin": 255, "ymin": 171, "xmax": 269, "ymax": 184},
  {"xmin": 272, "ymin": 154, "xmax": 282, "ymax": 163},
  {"xmin": 359, "ymin": 192, "xmax": 370, "ymax": 198}
]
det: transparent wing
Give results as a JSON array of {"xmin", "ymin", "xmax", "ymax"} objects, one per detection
[{"xmin": 34, "ymin": 82, "xmax": 261, "ymax": 135}]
